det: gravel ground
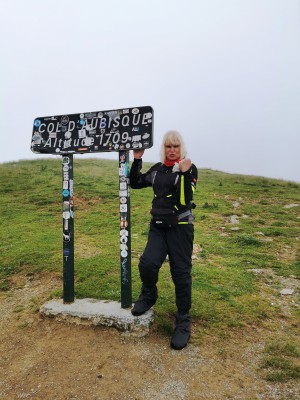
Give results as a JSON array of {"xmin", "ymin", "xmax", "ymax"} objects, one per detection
[{"xmin": 0, "ymin": 272, "xmax": 299, "ymax": 400}]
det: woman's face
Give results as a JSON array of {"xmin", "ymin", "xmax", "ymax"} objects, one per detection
[{"xmin": 165, "ymin": 142, "xmax": 181, "ymax": 161}]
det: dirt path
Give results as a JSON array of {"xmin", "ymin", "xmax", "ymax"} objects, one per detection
[{"xmin": 0, "ymin": 273, "xmax": 299, "ymax": 400}]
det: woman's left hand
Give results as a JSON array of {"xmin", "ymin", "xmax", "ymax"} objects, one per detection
[{"xmin": 179, "ymin": 158, "xmax": 192, "ymax": 172}]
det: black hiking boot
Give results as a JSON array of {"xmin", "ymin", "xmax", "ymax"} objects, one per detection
[
  {"xmin": 131, "ymin": 286, "xmax": 158, "ymax": 316},
  {"xmin": 170, "ymin": 313, "xmax": 191, "ymax": 350}
]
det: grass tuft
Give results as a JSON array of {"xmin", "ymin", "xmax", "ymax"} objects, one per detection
[
  {"xmin": 234, "ymin": 235, "xmax": 262, "ymax": 246},
  {"xmin": 260, "ymin": 339, "xmax": 300, "ymax": 382}
]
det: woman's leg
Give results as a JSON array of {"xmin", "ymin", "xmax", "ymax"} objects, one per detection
[
  {"xmin": 167, "ymin": 224, "xmax": 194, "ymax": 315},
  {"xmin": 131, "ymin": 224, "xmax": 168, "ymax": 316},
  {"xmin": 167, "ymin": 224, "xmax": 194, "ymax": 349}
]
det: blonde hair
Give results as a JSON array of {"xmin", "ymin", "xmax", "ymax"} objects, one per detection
[{"xmin": 159, "ymin": 130, "xmax": 187, "ymax": 163}]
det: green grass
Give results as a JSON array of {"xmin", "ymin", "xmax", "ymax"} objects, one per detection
[
  {"xmin": 260, "ymin": 339, "xmax": 300, "ymax": 382},
  {"xmin": 0, "ymin": 159, "xmax": 300, "ymax": 334}
]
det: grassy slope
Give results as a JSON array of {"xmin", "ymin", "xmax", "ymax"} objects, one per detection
[{"xmin": 1, "ymin": 158, "xmax": 299, "ymax": 335}]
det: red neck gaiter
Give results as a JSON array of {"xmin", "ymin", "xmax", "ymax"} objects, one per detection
[{"xmin": 164, "ymin": 158, "xmax": 180, "ymax": 167}]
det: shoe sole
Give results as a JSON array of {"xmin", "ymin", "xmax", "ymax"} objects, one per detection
[
  {"xmin": 170, "ymin": 335, "xmax": 190, "ymax": 350},
  {"xmin": 131, "ymin": 310, "xmax": 147, "ymax": 316},
  {"xmin": 131, "ymin": 307, "xmax": 152, "ymax": 316}
]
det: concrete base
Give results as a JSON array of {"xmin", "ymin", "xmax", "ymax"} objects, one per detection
[{"xmin": 40, "ymin": 299, "xmax": 154, "ymax": 337}]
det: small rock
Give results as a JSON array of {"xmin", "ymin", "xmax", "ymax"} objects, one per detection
[
  {"xmin": 283, "ymin": 204, "xmax": 299, "ymax": 209},
  {"xmin": 232, "ymin": 201, "xmax": 240, "ymax": 208},
  {"xmin": 229, "ymin": 215, "xmax": 239, "ymax": 224},
  {"xmin": 280, "ymin": 288, "xmax": 295, "ymax": 295},
  {"xmin": 255, "ymin": 232, "xmax": 265, "ymax": 236},
  {"xmin": 230, "ymin": 227, "xmax": 240, "ymax": 231},
  {"xmin": 250, "ymin": 269, "xmax": 265, "ymax": 274},
  {"xmin": 193, "ymin": 244, "xmax": 202, "ymax": 254}
]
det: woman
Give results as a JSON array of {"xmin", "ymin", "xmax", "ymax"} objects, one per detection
[{"xmin": 130, "ymin": 131, "xmax": 197, "ymax": 350}]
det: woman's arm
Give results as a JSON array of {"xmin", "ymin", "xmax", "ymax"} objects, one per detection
[
  {"xmin": 178, "ymin": 162, "xmax": 198, "ymax": 206},
  {"xmin": 129, "ymin": 150, "xmax": 156, "ymax": 189}
]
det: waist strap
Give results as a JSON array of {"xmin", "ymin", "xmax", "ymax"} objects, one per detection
[{"xmin": 178, "ymin": 210, "xmax": 192, "ymax": 220}]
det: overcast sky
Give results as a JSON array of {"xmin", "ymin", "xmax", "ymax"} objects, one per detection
[{"xmin": 1, "ymin": 0, "xmax": 299, "ymax": 182}]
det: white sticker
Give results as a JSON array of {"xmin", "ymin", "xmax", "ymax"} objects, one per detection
[
  {"xmin": 69, "ymin": 180, "xmax": 74, "ymax": 196},
  {"xmin": 119, "ymin": 166, "xmax": 125, "ymax": 176},
  {"xmin": 119, "ymin": 190, "xmax": 127, "ymax": 197},
  {"xmin": 120, "ymin": 235, "xmax": 128, "ymax": 244},
  {"xmin": 63, "ymin": 181, "xmax": 69, "ymax": 189},
  {"xmin": 82, "ymin": 137, "xmax": 93, "ymax": 146},
  {"xmin": 120, "ymin": 182, "xmax": 127, "ymax": 190},
  {"xmin": 120, "ymin": 197, "xmax": 127, "ymax": 204},
  {"xmin": 63, "ymin": 211, "xmax": 70, "ymax": 219},
  {"xmin": 120, "ymin": 229, "xmax": 128, "ymax": 236},
  {"xmin": 121, "ymin": 250, "xmax": 128, "ymax": 258},
  {"xmin": 120, "ymin": 204, "xmax": 127, "ymax": 212},
  {"xmin": 64, "ymin": 139, "xmax": 72, "ymax": 148},
  {"xmin": 132, "ymin": 108, "xmax": 139, "ymax": 114},
  {"xmin": 78, "ymin": 129, "xmax": 86, "ymax": 138},
  {"xmin": 120, "ymin": 243, "xmax": 128, "ymax": 251},
  {"xmin": 62, "ymin": 157, "xmax": 70, "ymax": 164}
]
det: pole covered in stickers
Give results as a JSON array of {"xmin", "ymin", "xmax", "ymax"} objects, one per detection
[
  {"xmin": 119, "ymin": 151, "xmax": 131, "ymax": 308},
  {"xmin": 62, "ymin": 155, "xmax": 74, "ymax": 303}
]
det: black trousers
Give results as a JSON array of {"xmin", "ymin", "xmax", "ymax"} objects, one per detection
[{"xmin": 138, "ymin": 223, "xmax": 194, "ymax": 315}]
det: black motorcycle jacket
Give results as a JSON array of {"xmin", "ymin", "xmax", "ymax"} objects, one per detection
[{"xmin": 130, "ymin": 158, "xmax": 197, "ymax": 222}]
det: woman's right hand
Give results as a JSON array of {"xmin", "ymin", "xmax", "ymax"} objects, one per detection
[{"xmin": 133, "ymin": 149, "xmax": 144, "ymax": 159}]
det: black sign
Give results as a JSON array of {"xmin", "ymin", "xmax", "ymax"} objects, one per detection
[{"xmin": 31, "ymin": 106, "xmax": 153, "ymax": 154}]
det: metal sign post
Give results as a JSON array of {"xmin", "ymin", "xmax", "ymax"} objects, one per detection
[
  {"xmin": 119, "ymin": 150, "xmax": 131, "ymax": 308},
  {"xmin": 31, "ymin": 106, "xmax": 153, "ymax": 307},
  {"xmin": 62, "ymin": 155, "xmax": 74, "ymax": 303}
]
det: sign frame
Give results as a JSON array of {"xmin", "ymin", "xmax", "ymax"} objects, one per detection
[{"xmin": 31, "ymin": 105, "xmax": 153, "ymax": 307}]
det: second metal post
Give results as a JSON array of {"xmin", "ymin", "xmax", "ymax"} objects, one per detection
[{"xmin": 119, "ymin": 150, "xmax": 132, "ymax": 308}]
